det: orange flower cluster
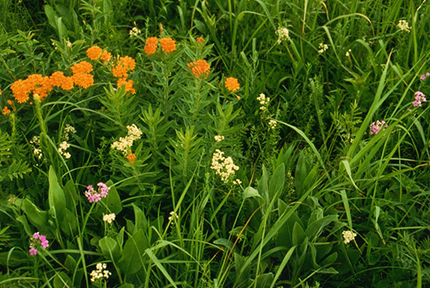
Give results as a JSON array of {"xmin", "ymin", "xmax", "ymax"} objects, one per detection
[
  {"xmin": 197, "ymin": 37, "xmax": 205, "ymax": 43},
  {"xmin": 160, "ymin": 37, "xmax": 176, "ymax": 53},
  {"xmin": 112, "ymin": 56, "xmax": 136, "ymax": 94},
  {"xmin": 10, "ymin": 74, "xmax": 53, "ymax": 103},
  {"xmin": 71, "ymin": 61, "xmax": 94, "ymax": 89},
  {"xmin": 188, "ymin": 60, "xmax": 211, "ymax": 79},
  {"xmin": 144, "ymin": 37, "xmax": 158, "ymax": 55},
  {"xmin": 86, "ymin": 46, "xmax": 112, "ymax": 61},
  {"xmin": 225, "ymin": 77, "xmax": 240, "ymax": 92},
  {"xmin": 2, "ymin": 106, "xmax": 11, "ymax": 115},
  {"xmin": 127, "ymin": 153, "xmax": 136, "ymax": 164}
]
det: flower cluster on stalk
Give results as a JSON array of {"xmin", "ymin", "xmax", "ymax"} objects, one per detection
[
  {"xmin": 257, "ymin": 93, "xmax": 270, "ymax": 110},
  {"xmin": 85, "ymin": 182, "xmax": 110, "ymax": 203},
  {"xmin": 369, "ymin": 120, "xmax": 388, "ymax": 135},
  {"xmin": 210, "ymin": 149, "xmax": 240, "ymax": 183},
  {"xmin": 111, "ymin": 124, "xmax": 142, "ymax": 155},
  {"xmin": 413, "ymin": 91, "xmax": 427, "ymax": 107},
  {"xmin": 29, "ymin": 232, "xmax": 49, "ymax": 256},
  {"xmin": 342, "ymin": 230, "xmax": 357, "ymax": 244},
  {"xmin": 188, "ymin": 60, "xmax": 210, "ymax": 79},
  {"xmin": 90, "ymin": 263, "xmax": 112, "ymax": 282}
]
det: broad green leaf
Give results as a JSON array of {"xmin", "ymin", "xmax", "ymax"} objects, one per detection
[
  {"xmin": 119, "ymin": 229, "xmax": 148, "ymax": 275},
  {"xmin": 53, "ymin": 272, "xmax": 72, "ymax": 288},
  {"xmin": 292, "ymin": 222, "xmax": 306, "ymax": 247},
  {"xmin": 22, "ymin": 199, "xmax": 54, "ymax": 238},
  {"xmin": 242, "ymin": 186, "xmax": 261, "ymax": 199},
  {"xmin": 48, "ymin": 166, "xmax": 66, "ymax": 223},
  {"xmin": 102, "ymin": 180, "xmax": 122, "ymax": 214},
  {"xmin": 60, "ymin": 208, "xmax": 78, "ymax": 237},
  {"xmin": 268, "ymin": 163, "xmax": 285, "ymax": 201},
  {"xmin": 99, "ymin": 236, "xmax": 121, "ymax": 263}
]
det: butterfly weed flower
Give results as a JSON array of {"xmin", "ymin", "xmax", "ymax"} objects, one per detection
[
  {"xmin": 160, "ymin": 37, "xmax": 176, "ymax": 53},
  {"xmin": 188, "ymin": 60, "xmax": 210, "ymax": 79},
  {"xmin": 144, "ymin": 37, "xmax": 158, "ymax": 55},
  {"xmin": 86, "ymin": 46, "xmax": 103, "ymax": 60},
  {"xmin": 225, "ymin": 77, "xmax": 240, "ymax": 92},
  {"xmin": 2, "ymin": 106, "xmax": 11, "ymax": 115},
  {"xmin": 196, "ymin": 37, "xmax": 205, "ymax": 43}
]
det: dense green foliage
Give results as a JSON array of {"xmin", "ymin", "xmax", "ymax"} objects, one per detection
[{"xmin": 1, "ymin": 0, "xmax": 430, "ymax": 287}]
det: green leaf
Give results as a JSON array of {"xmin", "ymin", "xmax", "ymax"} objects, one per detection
[
  {"xmin": 119, "ymin": 229, "xmax": 148, "ymax": 275},
  {"xmin": 102, "ymin": 180, "xmax": 122, "ymax": 214},
  {"xmin": 242, "ymin": 186, "xmax": 261, "ymax": 199},
  {"xmin": 48, "ymin": 166, "xmax": 66, "ymax": 223},
  {"xmin": 268, "ymin": 163, "xmax": 285, "ymax": 201},
  {"xmin": 53, "ymin": 272, "xmax": 72, "ymax": 288},
  {"xmin": 292, "ymin": 222, "xmax": 306, "ymax": 247},
  {"xmin": 22, "ymin": 199, "xmax": 54, "ymax": 238},
  {"xmin": 99, "ymin": 236, "xmax": 121, "ymax": 263}
]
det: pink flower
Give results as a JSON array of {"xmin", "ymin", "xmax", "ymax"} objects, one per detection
[
  {"xmin": 413, "ymin": 91, "xmax": 427, "ymax": 107},
  {"xmin": 420, "ymin": 74, "xmax": 426, "ymax": 80},
  {"xmin": 370, "ymin": 120, "xmax": 388, "ymax": 135},
  {"xmin": 29, "ymin": 247, "xmax": 38, "ymax": 256},
  {"xmin": 29, "ymin": 232, "xmax": 49, "ymax": 256},
  {"xmin": 85, "ymin": 182, "xmax": 109, "ymax": 203}
]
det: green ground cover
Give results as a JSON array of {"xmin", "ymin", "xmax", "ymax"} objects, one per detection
[{"xmin": 1, "ymin": 0, "xmax": 430, "ymax": 287}]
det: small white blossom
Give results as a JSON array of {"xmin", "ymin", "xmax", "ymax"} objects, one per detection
[
  {"xmin": 275, "ymin": 26, "xmax": 290, "ymax": 44},
  {"xmin": 214, "ymin": 135, "xmax": 225, "ymax": 142},
  {"xmin": 103, "ymin": 213, "xmax": 116, "ymax": 224},
  {"xmin": 269, "ymin": 119, "xmax": 277, "ymax": 129},
  {"xmin": 342, "ymin": 230, "xmax": 357, "ymax": 244},
  {"xmin": 211, "ymin": 149, "xmax": 239, "ymax": 183},
  {"xmin": 90, "ymin": 263, "xmax": 111, "ymax": 282},
  {"xmin": 318, "ymin": 43, "xmax": 328, "ymax": 54},
  {"xmin": 397, "ymin": 20, "xmax": 411, "ymax": 32}
]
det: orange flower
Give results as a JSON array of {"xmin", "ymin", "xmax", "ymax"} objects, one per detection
[
  {"xmin": 71, "ymin": 61, "xmax": 93, "ymax": 75},
  {"xmin": 86, "ymin": 46, "xmax": 102, "ymax": 60},
  {"xmin": 10, "ymin": 79, "xmax": 30, "ymax": 103},
  {"xmin": 101, "ymin": 50, "xmax": 112, "ymax": 61},
  {"xmin": 197, "ymin": 37, "xmax": 205, "ymax": 43},
  {"xmin": 2, "ymin": 106, "xmax": 11, "ymax": 115},
  {"xmin": 187, "ymin": 60, "xmax": 210, "ymax": 79},
  {"xmin": 0, "ymin": 89, "xmax": 2, "ymax": 95},
  {"xmin": 126, "ymin": 153, "xmax": 136, "ymax": 164},
  {"xmin": 7, "ymin": 100, "xmax": 12, "ymax": 105},
  {"xmin": 112, "ymin": 64, "xmax": 128, "ymax": 79},
  {"xmin": 144, "ymin": 37, "xmax": 158, "ymax": 55},
  {"xmin": 117, "ymin": 78, "xmax": 136, "ymax": 94},
  {"xmin": 225, "ymin": 77, "xmax": 240, "ymax": 92},
  {"xmin": 72, "ymin": 73, "xmax": 94, "ymax": 89},
  {"xmin": 120, "ymin": 56, "xmax": 136, "ymax": 71},
  {"xmin": 160, "ymin": 37, "xmax": 176, "ymax": 53},
  {"xmin": 50, "ymin": 71, "xmax": 66, "ymax": 87},
  {"xmin": 61, "ymin": 77, "xmax": 74, "ymax": 90}
]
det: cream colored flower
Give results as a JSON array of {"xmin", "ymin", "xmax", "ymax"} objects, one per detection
[
  {"xmin": 103, "ymin": 213, "xmax": 116, "ymax": 224},
  {"xmin": 342, "ymin": 230, "xmax": 357, "ymax": 244}
]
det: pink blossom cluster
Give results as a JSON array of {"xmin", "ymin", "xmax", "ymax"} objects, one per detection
[
  {"xmin": 420, "ymin": 72, "xmax": 430, "ymax": 80},
  {"xmin": 29, "ymin": 232, "xmax": 49, "ymax": 256},
  {"xmin": 413, "ymin": 91, "xmax": 427, "ymax": 107},
  {"xmin": 369, "ymin": 120, "xmax": 388, "ymax": 135},
  {"xmin": 85, "ymin": 182, "xmax": 110, "ymax": 203}
]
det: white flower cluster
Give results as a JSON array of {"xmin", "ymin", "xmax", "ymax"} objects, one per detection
[
  {"xmin": 275, "ymin": 26, "xmax": 290, "ymax": 44},
  {"xmin": 257, "ymin": 93, "xmax": 270, "ymax": 110},
  {"xmin": 232, "ymin": 179, "xmax": 242, "ymax": 185},
  {"xmin": 168, "ymin": 211, "xmax": 179, "ymax": 225},
  {"xmin": 269, "ymin": 119, "xmax": 277, "ymax": 129},
  {"xmin": 103, "ymin": 213, "xmax": 116, "ymax": 224},
  {"xmin": 129, "ymin": 26, "xmax": 141, "ymax": 38},
  {"xmin": 111, "ymin": 124, "xmax": 142, "ymax": 155},
  {"xmin": 214, "ymin": 135, "xmax": 225, "ymax": 142},
  {"xmin": 30, "ymin": 136, "xmax": 42, "ymax": 160},
  {"xmin": 90, "ymin": 263, "xmax": 112, "ymax": 282},
  {"xmin": 397, "ymin": 20, "xmax": 411, "ymax": 32},
  {"xmin": 210, "ymin": 149, "xmax": 239, "ymax": 183},
  {"xmin": 318, "ymin": 43, "xmax": 328, "ymax": 54},
  {"xmin": 58, "ymin": 124, "xmax": 76, "ymax": 159},
  {"xmin": 342, "ymin": 230, "xmax": 357, "ymax": 244},
  {"xmin": 345, "ymin": 49, "xmax": 352, "ymax": 57}
]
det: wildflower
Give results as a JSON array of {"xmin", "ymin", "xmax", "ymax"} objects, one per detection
[
  {"xmin": 66, "ymin": 41, "xmax": 72, "ymax": 48},
  {"xmin": 275, "ymin": 27, "xmax": 290, "ymax": 44},
  {"xmin": 71, "ymin": 61, "xmax": 93, "ymax": 75},
  {"xmin": 120, "ymin": 56, "xmax": 136, "ymax": 71},
  {"xmin": 214, "ymin": 135, "xmax": 224, "ymax": 142},
  {"xmin": 129, "ymin": 26, "xmax": 141, "ymax": 38},
  {"xmin": 117, "ymin": 78, "xmax": 136, "ymax": 94},
  {"xmin": 342, "ymin": 230, "xmax": 357, "ymax": 244},
  {"xmin": 196, "ymin": 37, "xmax": 205, "ymax": 43},
  {"xmin": 111, "ymin": 124, "xmax": 142, "ymax": 154},
  {"xmin": 225, "ymin": 77, "xmax": 240, "ymax": 92},
  {"xmin": 269, "ymin": 119, "xmax": 277, "ymax": 129},
  {"xmin": 72, "ymin": 73, "xmax": 94, "ymax": 89},
  {"xmin": 112, "ymin": 64, "xmax": 128, "ymax": 79},
  {"xmin": 86, "ymin": 46, "xmax": 103, "ymax": 60},
  {"xmin": 144, "ymin": 37, "xmax": 158, "ymax": 55},
  {"xmin": 188, "ymin": 60, "xmax": 210, "ymax": 79},
  {"xmin": 345, "ymin": 49, "xmax": 352, "ymax": 57},
  {"xmin": 101, "ymin": 50, "xmax": 112, "ymax": 61},
  {"xmin": 168, "ymin": 211, "xmax": 179, "ymax": 225},
  {"xmin": 85, "ymin": 183, "xmax": 110, "ymax": 203},
  {"xmin": 90, "ymin": 263, "xmax": 112, "ymax": 282},
  {"xmin": 318, "ymin": 43, "xmax": 328, "ymax": 54},
  {"xmin": 369, "ymin": 120, "xmax": 388, "ymax": 135},
  {"xmin": 29, "ymin": 232, "xmax": 49, "ymax": 256},
  {"xmin": 397, "ymin": 20, "xmax": 411, "ymax": 32},
  {"xmin": 30, "ymin": 136, "xmax": 43, "ymax": 159},
  {"xmin": 413, "ymin": 91, "xmax": 427, "ymax": 107},
  {"xmin": 103, "ymin": 213, "xmax": 116, "ymax": 224},
  {"xmin": 233, "ymin": 179, "xmax": 242, "ymax": 185},
  {"xmin": 257, "ymin": 93, "xmax": 270, "ymax": 110},
  {"xmin": 210, "ymin": 149, "xmax": 240, "ymax": 183},
  {"xmin": 61, "ymin": 77, "xmax": 74, "ymax": 90},
  {"xmin": 49, "ymin": 71, "xmax": 66, "ymax": 87},
  {"xmin": 160, "ymin": 37, "xmax": 176, "ymax": 53},
  {"xmin": 2, "ymin": 106, "xmax": 11, "ymax": 115},
  {"xmin": 126, "ymin": 153, "xmax": 136, "ymax": 164}
]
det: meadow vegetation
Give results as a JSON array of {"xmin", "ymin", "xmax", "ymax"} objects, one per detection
[{"xmin": 1, "ymin": 0, "xmax": 430, "ymax": 287}]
